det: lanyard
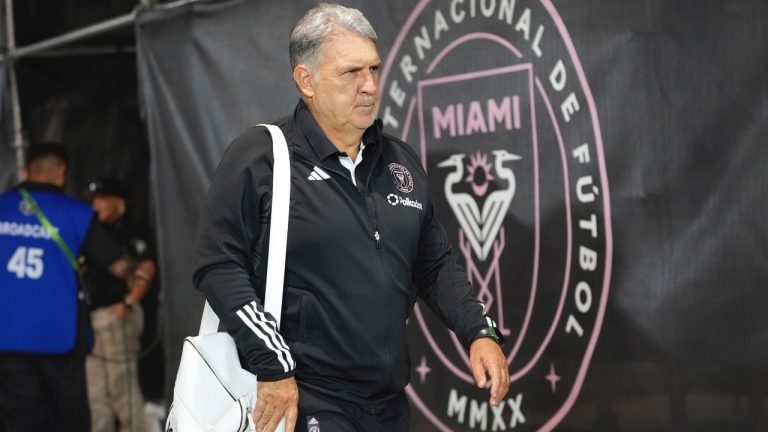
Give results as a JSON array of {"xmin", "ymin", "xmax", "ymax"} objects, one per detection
[{"xmin": 19, "ymin": 188, "xmax": 79, "ymax": 270}]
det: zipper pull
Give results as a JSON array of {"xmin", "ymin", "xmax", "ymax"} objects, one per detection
[{"xmin": 374, "ymin": 230, "xmax": 381, "ymax": 249}]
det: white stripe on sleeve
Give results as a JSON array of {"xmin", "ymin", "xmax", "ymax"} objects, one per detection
[{"xmin": 236, "ymin": 302, "xmax": 294, "ymax": 373}]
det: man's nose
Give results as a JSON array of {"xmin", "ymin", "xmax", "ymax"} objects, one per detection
[{"xmin": 359, "ymin": 69, "xmax": 378, "ymax": 94}]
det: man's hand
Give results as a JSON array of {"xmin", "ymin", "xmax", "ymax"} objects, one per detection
[
  {"xmin": 254, "ymin": 377, "xmax": 298, "ymax": 432},
  {"xmin": 469, "ymin": 338, "xmax": 510, "ymax": 406},
  {"xmin": 109, "ymin": 302, "xmax": 132, "ymax": 320}
]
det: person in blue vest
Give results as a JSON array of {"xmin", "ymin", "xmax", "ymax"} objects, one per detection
[{"xmin": 0, "ymin": 142, "xmax": 154, "ymax": 432}]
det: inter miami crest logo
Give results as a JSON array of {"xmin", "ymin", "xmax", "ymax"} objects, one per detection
[
  {"xmin": 390, "ymin": 162, "xmax": 415, "ymax": 193},
  {"xmin": 380, "ymin": 0, "xmax": 613, "ymax": 430}
]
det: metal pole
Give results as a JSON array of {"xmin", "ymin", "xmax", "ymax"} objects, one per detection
[
  {"xmin": 10, "ymin": 10, "xmax": 137, "ymax": 60},
  {"xmin": 4, "ymin": 0, "xmax": 24, "ymax": 182}
]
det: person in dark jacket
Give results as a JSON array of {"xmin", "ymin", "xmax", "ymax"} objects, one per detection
[
  {"xmin": 85, "ymin": 177, "xmax": 156, "ymax": 432},
  {"xmin": 0, "ymin": 143, "xmax": 154, "ymax": 432},
  {"xmin": 193, "ymin": 4, "xmax": 510, "ymax": 431}
]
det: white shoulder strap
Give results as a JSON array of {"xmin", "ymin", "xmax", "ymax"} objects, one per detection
[
  {"xmin": 260, "ymin": 124, "xmax": 290, "ymax": 326},
  {"xmin": 199, "ymin": 124, "xmax": 291, "ymax": 335}
]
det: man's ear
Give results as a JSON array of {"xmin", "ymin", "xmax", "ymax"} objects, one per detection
[{"xmin": 293, "ymin": 65, "xmax": 315, "ymax": 98}]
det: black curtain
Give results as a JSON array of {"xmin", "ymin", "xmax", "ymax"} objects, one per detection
[{"xmin": 137, "ymin": 0, "xmax": 768, "ymax": 430}]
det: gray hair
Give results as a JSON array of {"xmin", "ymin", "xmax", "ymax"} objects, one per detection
[{"xmin": 289, "ymin": 3, "xmax": 378, "ymax": 72}]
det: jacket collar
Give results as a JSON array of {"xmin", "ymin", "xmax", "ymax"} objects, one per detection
[{"xmin": 290, "ymin": 99, "xmax": 382, "ymax": 161}]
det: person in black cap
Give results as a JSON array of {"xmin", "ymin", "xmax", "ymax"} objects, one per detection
[
  {"xmin": 85, "ymin": 177, "xmax": 157, "ymax": 432},
  {"xmin": 0, "ymin": 143, "xmax": 153, "ymax": 432}
]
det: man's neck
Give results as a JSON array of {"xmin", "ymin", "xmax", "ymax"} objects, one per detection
[
  {"xmin": 303, "ymin": 99, "xmax": 365, "ymax": 161},
  {"xmin": 102, "ymin": 215, "xmax": 124, "ymax": 229},
  {"xmin": 339, "ymin": 140, "xmax": 362, "ymax": 162},
  {"xmin": 320, "ymin": 127, "xmax": 364, "ymax": 161},
  {"xmin": 26, "ymin": 173, "xmax": 64, "ymax": 188}
]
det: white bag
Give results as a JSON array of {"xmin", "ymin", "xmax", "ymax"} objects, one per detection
[{"xmin": 166, "ymin": 124, "xmax": 291, "ymax": 432}]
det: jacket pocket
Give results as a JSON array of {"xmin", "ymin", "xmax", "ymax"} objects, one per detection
[{"xmin": 280, "ymin": 288, "xmax": 304, "ymax": 343}]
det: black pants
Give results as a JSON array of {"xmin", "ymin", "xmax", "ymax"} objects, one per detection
[
  {"xmin": 0, "ymin": 351, "xmax": 91, "ymax": 432},
  {"xmin": 297, "ymin": 386, "xmax": 410, "ymax": 432}
]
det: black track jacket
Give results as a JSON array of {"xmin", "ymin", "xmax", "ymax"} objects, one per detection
[{"xmin": 194, "ymin": 100, "xmax": 489, "ymax": 410}]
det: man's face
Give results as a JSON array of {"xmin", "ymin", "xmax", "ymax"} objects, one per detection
[
  {"xmin": 92, "ymin": 195, "xmax": 125, "ymax": 224},
  {"xmin": 306, "ymin": 31, "xmax": 381, "ymax": 137}
]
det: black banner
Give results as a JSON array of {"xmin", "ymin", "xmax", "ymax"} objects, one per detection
[{"xmin": 136, "ymin": 0, "xmax": 768, "ymax": 429}]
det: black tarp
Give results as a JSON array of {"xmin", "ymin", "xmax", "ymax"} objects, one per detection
[{"xmin": 136, "ymin": 0, "xmax": 768, "ymax": 430}]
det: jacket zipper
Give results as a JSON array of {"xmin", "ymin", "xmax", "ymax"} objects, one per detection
[
  {"xmin": 362, "ymin": 143, "xmax": 383, "ymax": 252},
  {"xmin": 359, "ymin": 148, "xmax": 392, "ymax": 391},
  {"xmin": 365, "ymin": 193, "xmax": 381, "ymax": 251},
  {"xmin": 293, "ymin": 150, "xmax": 382, "ymax": 250}
]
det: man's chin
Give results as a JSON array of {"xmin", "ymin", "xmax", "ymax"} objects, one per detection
[
  {"xmin": 355, "ymin": 108, "xmax": 378, "ymax": 128},
  {"xmin": 357, "ymin": 119, "xmax": 375, "ymax": 130}
]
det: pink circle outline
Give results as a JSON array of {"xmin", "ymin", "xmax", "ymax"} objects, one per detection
[{"xmin": 380, "ymin": 1, "xmax": 614, "ymax": 430}]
